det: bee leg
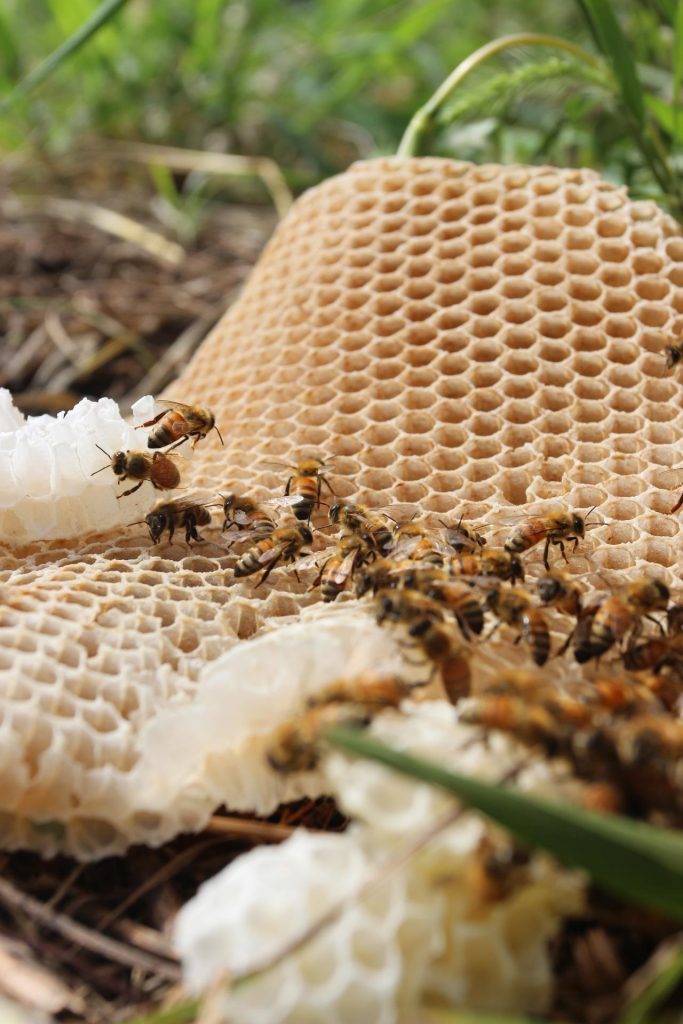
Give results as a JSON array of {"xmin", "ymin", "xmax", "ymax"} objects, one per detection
[
  {"xmin": 284, "ymin": 476, "xmax": 293, "ymax": 497},
  {"xmin": 556, "ymin": 627, "xmax": 576, "ymax": 657},
  {"xmin": 644, "ymin": 614, "xmax": 667, "ymax": 635},
  {"xmin": 118, "ymin": 480, "xmax": 144, "ymax": 498},
  {"xmin": 255, "ymin": 554, "xmax": 284, "ymax": 588},
  {"xmin": 542, "ymin": 538, "xmax": 552, "ymax": 571},
  {"xmin": 485, "ymin": 621, "xmax": 501, "ymax": 642},
  {"xmin": 321, "ymin": 475, "xmax": 337, "ymax": 496},
  {"xmin": 671, "ymin": 490, "xmax": 683, "ymax": 514},
  {"xmin": 164, "ymin": 435, "xmax": 190, "ymax": 453},
  {"xmin": 141, "ymin": 412, "xmax": 167, "ymax": 428},
  {"xmin": 557, "ymin": 539, "xmax": 568, "ymax": 564}
]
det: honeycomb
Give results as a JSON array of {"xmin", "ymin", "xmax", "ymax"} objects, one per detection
[
  {"xmin": 175, "ymin": 702, "xmax": 584, "ymax": 1022},
  {"xmin": 1, "ymin": 157, "xmax": 683, "ymax": 857}
]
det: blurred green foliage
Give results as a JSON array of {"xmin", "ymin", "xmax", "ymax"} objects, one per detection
[{"xmin": 0, "ymin": 0, "xmax": 680, "ymax": 207}]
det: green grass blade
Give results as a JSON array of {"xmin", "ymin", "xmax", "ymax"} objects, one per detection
[
  {"xmin": 325, "ymin": 726, "xmax": 683, "ymax": 922},
  {"xmin": 618, "ymin": 940, "xmax": 683, "ymax": 1024},
  {"xmin": 122, "ymin": 1000, "xmax": 199, "ymax": 1024},
  {"xmin": 674, "ymin": 0, "xmax": 683, "ymax": 144},
  {"xmin": 577, "ymin": 0, "xmax": 645, "ymax": 124},
  {"xmin": 0, "ymin": 0, "xmax": 132, "ymax": 111},
  {"xmin": 646, "ymin": 94, "xmax": 683, "ymax": 142}
]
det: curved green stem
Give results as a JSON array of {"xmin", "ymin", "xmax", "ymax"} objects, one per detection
[
  {"xmin": 0, "ymin": 0, "xmax": 132, "ymax": 113},
  {"xmin": 397, "ymin": 32, "xmax": 604, "ymax": 157}
]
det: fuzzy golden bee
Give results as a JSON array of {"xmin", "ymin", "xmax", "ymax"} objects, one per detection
[
  {"xmin": 485, "ymin": 585, "xmax": 551, "ymax": 666},
  {"xmin": 141, "ymin": 499, "xmax": 212, "ymax": 545},
  {"xmin": 220, "ymin": 492, "xmax": 278, "ymax": 540},
  {"xmin": 329, "ymin": 501, "xmax": 395, "ymax": 556},
  {"xmin": 267, "ymin": 672, "xmax": 415, "ymax": 774},
  {"xmin": 234, "ymin": 522, "xmax": 313, "ymax": 586},
  {"xmin": 574, "ymin": 578, "xmax": 670, "ymax": 664},
  {"xmin": 265, "ymin": 457, "xmax": 336, "ymax": 522},
  {"xmin": 391, "ymin": 519, "xmax": 448, "ymax": 565},
  {"xmin": 401, "ymin": 568, "xmax": 485, "ymax": 640},
  {"xmin": 407, "ymin": 617, "xmax": 471, "ymax": 704},
  {"xmin": 451, "ymin": 547, "xmax": 524, "ymax": 584},
  {"xmin": 93, "ymin": 445, "xmax": 181, "ymax": 497},
  {"xmin": 439, "ymin": 516, "xmax": 487, "ymax": 554},
  {"xmin": 314, "ymin": 535, "xmax": 371, "ymax": 603},
  {"xmin": 504, "ymin": 507, "xmax": 597, "ymax": 570},
  {"xmin": 142, "ymin": 400, "xmax": 223, "ymax": 451}
]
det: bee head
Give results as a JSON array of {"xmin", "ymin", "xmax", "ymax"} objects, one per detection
[
  {"xmin": 221, "ymin": 492, "xmax": 235, "ymax": 512},
  {"xmin": 112, "ymin": 451, "xmax": 128, "ymax": 475},
  {"xmin": 571, "ymin": 513, "xmax": 586, "ymax": 538},
  {"xmin": 298, "ymin": 525, "xmax": 314, "ymax": 545},
  {"xmin": 145, "ymin": 509, "xmax": 168, "ymax": 543},
  {"xmin": 652, "ymin": 580, "xmax": 670, "ymax": 607},
  {"xmin": 329, "ymin": 503, "xmax": 343, "ymax": 524}
]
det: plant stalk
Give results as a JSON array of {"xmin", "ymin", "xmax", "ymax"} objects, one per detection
[{"xmin": 397, "ymin": 33, "xmax": 603, "ymax": 157}]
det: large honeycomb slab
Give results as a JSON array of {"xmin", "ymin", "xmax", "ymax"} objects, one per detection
[{"xmin": 1, "ymin": 158, "xmax": 682, "ymax": 857}]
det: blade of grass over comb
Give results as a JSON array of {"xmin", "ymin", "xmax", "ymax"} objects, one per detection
[
  {"xmin": 577, "ymin": 0, "xmax": 645, "ymax": 124},
  {"xmin": 397, "ymin": 32, "xmax": 604, "ymax": 156},
  {"xmin": 123, "ymin": 1002, "xmax": 199, "ymax": 1024},
  {"xmin": 325, "ymin": 726, "xmax": 683, "ymax": 922},
  {"xmin": 618, "ymin": 938, "xmax": 683, "ymax": 1024},
  {"xmin": 0, "ymin": 0, "xmax": 132, "ymax": 111}
]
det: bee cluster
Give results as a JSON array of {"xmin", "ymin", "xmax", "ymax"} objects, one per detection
[{"xmin": 104, "ymin": 376, "xmax": 683, "ymax": 824}]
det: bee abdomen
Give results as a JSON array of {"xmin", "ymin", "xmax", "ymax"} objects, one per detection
[
  {"xmin": 234, "ymin": 551, "xmax": 261, "ymax": 577},
  {"xmin": 522, "ymin": 612, "xmax": 550, "ymax": 666}
]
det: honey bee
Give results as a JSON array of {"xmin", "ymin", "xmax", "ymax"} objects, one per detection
[
  {"xmin": 451, "ymin": 547, "xmax": 524, "ymax": 584},
  {"xmin": 504, "ymin": 507, "xmax": 597, "ymax": 570},
  {"xmin": 574, "ymin": 579, "xmax": 670, "ymax": 664},
  {"xmin": 140, "ymin": 499, "xmax": 212, "ymax": 545},
  {"xmin": 355, "ymin": 559, "xmax": 400, "ymax": 598},
  {"xmin": 485, "ymin": 586, "xmax": 551, "ymax": 666},
  {"xmin": 93, "ymin": 445, "xmax": 180, "ymax": 497},
  {"xmin": 314, "ymin": 535, "xmax": 371, "ymax": 602},
  {"xmin": 402, "ymin": 569, "xmax": 485, "ymax": 639},
  {"xmin": 535, "ymin": 571, "xmax": 582, "ymax": 617},
  {"xmin": 439, "ymin": 515, "xmax": 487, "ymax": 554},
  {"xmin": 374, "ymin": 587, "xmax": 444, "ymax": 627},
  {"xmin": 234, "ymin": 523, "xmax": 313, "ymax": 586},
  {"xmin": 306, "ymin": 672, "xmax": 416, "ymax": 711},
  {"xmin": 465, "ymin": 836, "xmax": 531, "ymax": 905},
  {"xmin": 268, "ymin": 672, "xmax": 415, "ymax": 773},
  {"xmin": 664, "ymin": 336, "xmax": 683, "ymax": 369},
  {"xmin": 609, "ymin": 715, "xmax": 683, "ymax": 815},
  {"xmin": 142, "ymin": 400, "xmax": 223, "ymax": 450},
  {"xmin": 391, "ymin": 519, "xmax": 448, "ymax": 565},
  {"xmin": 329, "ymin": 502, "xmax": 395, "ymax": 556},
  {"xmin": 408, "ymin": 618, "xmax": 471, "ymax": 704},
  {"xmin": 220, "ymin": 493, "xmax": 277, "ymax": 540},
  {"xmin": 267, "ymin": 706, "xmax": 342, "ymax": 774},
  {"xmin": 266, "ymin": 457, "xmax": 335, "ymax": 522}
]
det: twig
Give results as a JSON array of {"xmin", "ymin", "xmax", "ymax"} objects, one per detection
[
  {"xmin": 100, "ymin": 140, "xmax": 294, "ymax": 220},
  {"xmin": 96, "ymin": 838, "xmax": 225, "ymax": 933},
  {"xmin": 0, "ymin": 876, "xmax": 180, "ymax": 981},
  {"xmin": 1, "ymin": 195, "xmax": 184, "ymax": 266},
  {"xmin": 126, "ymin": 314, "xmax": 218, "ymax": 404},
  {"xmin": 202, "ymin": 816, "xmax": 296, "ymax": 842}
]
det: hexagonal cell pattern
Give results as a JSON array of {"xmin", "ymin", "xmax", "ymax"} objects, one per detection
[{"xmin": 1, "ymin": 157, "xmax": 683, "ymax": 857}]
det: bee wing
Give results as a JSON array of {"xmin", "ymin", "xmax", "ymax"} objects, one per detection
[
  {"xmin": 256, "ymin": 543, "xmax": 284, "ymax": 565},
  {"xmin": 153, "ymin": 400, "xmax": 195, "ymax": 414},
  {"xmin": 265, "ymin": 495, "xmax": 307, "ymax": 509},
  {"xmin": 292, "ymin": 552, "xmax": 324, "ymax": 572},
  {"xmin": 258, "ymin": 459, "xmax": 295, "ymax": 472}
]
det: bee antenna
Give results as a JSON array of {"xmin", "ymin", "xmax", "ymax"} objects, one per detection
[
  {"xmin": 213, "ymin": 425, "xmax": 225, "ymax": 446},
  {"xmin": 127, "ymin": 519, "xmax": 146, "ymax": 527},
  {"xmin": 95, "ymin": 444, "xmax": 111, "ymax": 458}
]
